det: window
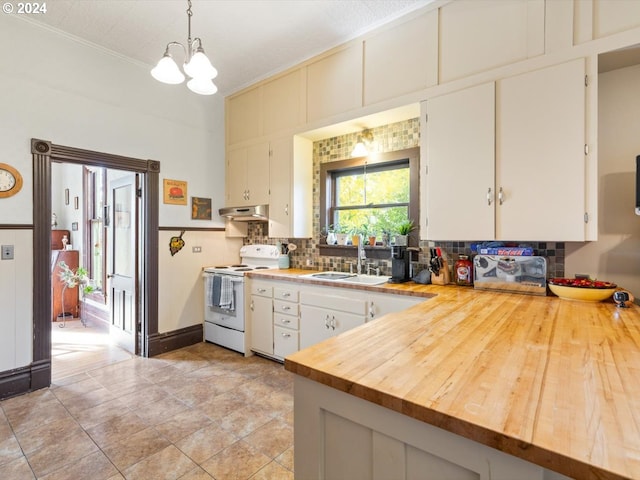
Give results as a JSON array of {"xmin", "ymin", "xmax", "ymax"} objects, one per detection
[
  {"xmin": 320, "ymin": 147, "xmax": 419, "ymax": 247},
  {"xmin": 83, "ymin": 166, "xmax": 107, "ymax": 302}
]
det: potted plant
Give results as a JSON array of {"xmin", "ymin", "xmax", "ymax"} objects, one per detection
[
  {"xmin": 393, "ymin": 220, "xmax": 415, "ymax": 246},
  {"xmin": 360, "ymin": 223, "xmax": 377, "ymax": 246},
  {"xmin": 351, "ymin": 227, "xmax": 362, "ymax": 246},
  {"xmin": 57, "ymin": 260, "xmax": 95, "ymax": 327},
  {"xmin": 334, "ymin": 224, "xmax": 350, "ymax": 246}
]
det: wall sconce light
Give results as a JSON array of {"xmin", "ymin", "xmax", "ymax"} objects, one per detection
[{"xmin": 351, "ymin": 129, "xmax": 374, "ymax": 157}]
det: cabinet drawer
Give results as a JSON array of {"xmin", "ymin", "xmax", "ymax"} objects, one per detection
[
  {"xmin": 274, "ymin": 300, "xmax": 299, "ymax": 316},
  {"xmin": 300, "ymin": 291, "xmax": 367, "ymax": 316},
  {"xmin": 274, "ymin": 326, "xmax": 299, "ymax": 359},
  {"xmin": 251, "ymin": 282, "xmax": 272, "ymax": 297},
  {"xmin": 274, "ymin": 287, "xmax": 299, "ymax": 302},
  {"xmin": 274, "ymin": 313, "xmax": 299, "ymax": 330}
]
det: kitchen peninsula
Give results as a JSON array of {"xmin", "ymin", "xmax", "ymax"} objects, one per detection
[{"xmin": 275, "ymin": 274, "xmax": 640, "ymax": 480}]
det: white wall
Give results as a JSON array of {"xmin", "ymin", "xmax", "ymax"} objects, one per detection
[
  {"xmin": 158, "ymin": 231, "xmax": 242, "ymax": 334},
  {"xmin": 566, "ymin": 64, "xmax": 640, "ymax": 297},
  {"xmin": 0, "ymin": 14, "xmax": 229, "ymax": 370}
]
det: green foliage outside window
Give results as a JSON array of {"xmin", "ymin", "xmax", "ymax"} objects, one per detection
[{"xmin": 333, "ymin": 163, "xmax": 410, "ymax": 235}]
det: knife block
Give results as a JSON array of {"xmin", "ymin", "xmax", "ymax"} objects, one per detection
[{"xmin": 431, "ymin": 259, "xmax": 451, "ymax": 285}]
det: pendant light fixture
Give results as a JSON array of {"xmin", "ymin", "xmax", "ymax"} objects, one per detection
[
  {"xmin": 151, "ymin": 0, "xmax": 218, "ymax": 95},
  {"xmin": 351, "ymin": 129, "xmax": 374, "ymax": 157}
]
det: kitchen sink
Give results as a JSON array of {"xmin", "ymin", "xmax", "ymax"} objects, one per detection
[
  {"xmin": 299, "ymin": 272, "xmax": 355, "ymax": 281},
  {"xmin": 299, "ymin": 272, "xmax": 390, "ymax": 285},
  {"xmin": 340, "ymin": 274, "xmax": 391, "ymax": 286}
]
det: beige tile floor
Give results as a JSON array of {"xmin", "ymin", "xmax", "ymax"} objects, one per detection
[{"xmin": 0, "ymin": 341, "xmax": 294, "ymax": 480}]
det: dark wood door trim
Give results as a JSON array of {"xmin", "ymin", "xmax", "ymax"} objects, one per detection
[{"xmin": 30, "ymin": 138, "xmax": 160, "ymax": 390}]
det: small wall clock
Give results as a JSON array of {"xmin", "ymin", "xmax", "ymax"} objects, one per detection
[{"xmin": 0, "ymin": 163, "xmax": 23, "ymax": 198}]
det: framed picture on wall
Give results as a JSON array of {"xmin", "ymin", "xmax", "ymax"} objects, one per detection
[
  {"xmin": 191, "ymin": 197, "xmax": 212, "ymax": 220},
  {"xmin": 163, "ymin": 179, "xmax": 188, "ymax": 205}
]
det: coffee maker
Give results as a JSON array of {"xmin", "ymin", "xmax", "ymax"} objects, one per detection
[{"xmin": 389, "ymin": 245, "xmax": 411, "ymax": 283}]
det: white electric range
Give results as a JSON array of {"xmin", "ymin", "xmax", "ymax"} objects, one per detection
[{"xmin": 202, "ymin": 244, "xmax": 280, "ymax": 354}]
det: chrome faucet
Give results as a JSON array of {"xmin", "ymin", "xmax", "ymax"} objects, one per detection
[{"xmin": 357, "ymin": 235, "xmax": 366, "ymax": 275}]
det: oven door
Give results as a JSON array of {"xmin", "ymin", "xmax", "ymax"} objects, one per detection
[{"xmin": 203, "ymin": 273, "xmax": 245, "ymax": 331}]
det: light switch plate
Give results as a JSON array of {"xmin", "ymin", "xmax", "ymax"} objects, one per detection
[{"xmin": 1, "ymin": 245, "xmax": 14, "ymax": 260}]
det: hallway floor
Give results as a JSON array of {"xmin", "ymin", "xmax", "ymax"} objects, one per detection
[{"xmin": 0, "ymin": 343, "xmax": 294, "ymax": 479}]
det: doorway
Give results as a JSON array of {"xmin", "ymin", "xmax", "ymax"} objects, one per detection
[
  {"xmin": 31, "ymin": 139, "xmax": 160, "ymax": 391},
  {"xmin": 50, "ymin": 164, "xmax": 140, "ymax": 379}
]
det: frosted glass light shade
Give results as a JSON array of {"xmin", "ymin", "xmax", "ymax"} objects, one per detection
[
  {"xmin": 151, "ymin": 55, "xmax": 185, "ymax": 84},
  {"xmin": 187, "ymin": 77, "xmax": 218, "ymax": 95},
  {"xmin": 184, "ymin": 50, "xmax": 218, "ymax": 79},
  {"xmin": 351, "ymin": 141, "xmax": 368, "ymax": 157}
]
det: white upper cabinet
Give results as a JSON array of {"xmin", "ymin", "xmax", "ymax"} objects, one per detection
[
  {"xmin": 439, "ymin": 0, "xmax": 544, "ymax": 83},
  {"xmin": 306, "ymin": 44, "xmax": 363, "ymax": 123},
  {"xmin": 226, "ymin": 87, "xmax": 261, "ymax": 145},
  {"xmin": 268, "ymin": 136, "xmax": 312, "ymax": 239},
  {"xmin": 363, "ymin": 9, "xmax": 438, "ymax": 106},
  {"xmin": 422, "ymin": 59, "xmax": 588, "ymax": 242},
  {"xmin": 423, "ymin": 82, "xmax": 496, "ymax": 240},
  {"xmin": 496, "ymin": 58, "xmax": 586, "ymax": 241},
  {"xmin": 225, "ymin": 142, "xmax": 270, "ymax": 207},
  {"xmin": 262, "ymin": 68, "xmax": 306, "ymax": 136},
  {"xmin": 592, "ymin": 0, "xmax": 640, "ymax": 39}
]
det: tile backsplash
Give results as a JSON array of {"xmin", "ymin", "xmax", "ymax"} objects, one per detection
[{"xmin": 244, "ymin": 117, "xmax": 565, "ymax": 279}]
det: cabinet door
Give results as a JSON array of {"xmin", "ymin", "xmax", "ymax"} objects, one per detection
[
  {"xmin": 364, "ymin": 9, "xmax": 438, "ymax": 105},
  {"xmin": 307, "ymin": 44, "xmax": 363, "ymax": 123},
  {"xmin": 268, "ymin": 136, "xmax": 292, "ymax": 238},
  {"xmin": 274, "ymin": 325, "xmax": 299, "ymax": 359},
  {"xmin": 300, "ymin": 305, "xmax": 336, "ymax": 349},
  {"xmin": 246, "ymin": 142, "xmax": 271, "ymax": 205},
  {"xmin": 366, "ymin": 292, "xmax": 422, "ymax": 322},
  {"xmin": 250, "ymin": 295, "xmax": 273, "ymax": 355},
  {"xmin": 226, "ymin": 147, "xmax": 248, "ymax": 207},
  {"xmin": 496, "ymin": 59, "xmax": 585, "ymax": 241},
  {"xmin": 424, "ymin": 83, "xmax": 495, "ymax": 240},
  {"xmin": 262, "ymin": 69, "xmax": 305, "ymax": 136},
  {"xmin": 332, "ymin": 310, "xmax": 365, "ymax": 335},
  {"xmin": 439, "ymin": 0, "xmax": 544, "ymax": 82},
  {"xmin": 226, "ymin": 87, "xmax": 261, "ymax": 145}
]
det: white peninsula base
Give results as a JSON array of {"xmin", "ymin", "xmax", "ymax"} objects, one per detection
[{"xmin": 293, "ymin": 376, "xmax": 571, "ymax": 480}]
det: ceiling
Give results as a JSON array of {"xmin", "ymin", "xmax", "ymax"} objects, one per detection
[{"xmin": 28, "ymin": 0, "xmax": 432, "ymax": 96}]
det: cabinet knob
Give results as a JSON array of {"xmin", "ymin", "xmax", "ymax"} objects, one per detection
[
  {"xmin": 325, "ymin": 314, "xmax": 330, "ymax": 329},
  {"xmin": 369, "ymin": 302, "xmax": 375, "ymax": 319},
  {"xmin": 331, "ymin": 316, "xmax": 336, "ymax": 330},
  {"xmin": 257, "ymin": 288, "xmax": 266, "ymax": 293},
  {"xmin": 281, "ymin": 319, "xmax": 291, "ymax": 324},
  {"xmin": 282, "ymin": 305, "xmax": 291, "ymax": 311},
  {"xmin": 487, "ymin": 187, "xmax": 492, "ymax": 206},
  {"xmin": 250, "ymin": 300, "xmax": 254, "ymax": 311},
  {"xmin": 281, "ymin": 333, "xmax": 291, "ymax": 338},
  {"xmin": 282, "ymin": 292, "xmax": 291, "ymax": 298},
  {"xmin": 498, "ymin": 187, "xmax": 504, "ymax": 205}
]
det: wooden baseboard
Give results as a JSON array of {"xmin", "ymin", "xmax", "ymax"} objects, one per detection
[
  {"xmin": 0, "ymin": 359, "xmax": 51, "ymax": 400},
  {"xmin": 147, "ymin": 324, "xmax": 203, "ymax": 357}
]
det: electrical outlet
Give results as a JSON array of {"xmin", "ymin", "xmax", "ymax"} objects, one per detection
[
  {"xmin": 1, "ymin": 245, "xmax": 14, "ymax": 260},
  {"xmin": 192, "ymin": 246, "xmax": 202, "ymax": 253}
]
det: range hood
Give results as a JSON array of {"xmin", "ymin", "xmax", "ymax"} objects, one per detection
[{"xmin": 218, "ymin": 205, "xmax": 268, "ymax": 222}]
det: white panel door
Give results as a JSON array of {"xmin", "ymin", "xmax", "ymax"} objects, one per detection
[
  {"xmin": 425, "ymin": 83, "xmax": 495, "ymax": 240},
  {"xmin": 496, "ymin": 59, "xmax": 585, "ymax": 241}
]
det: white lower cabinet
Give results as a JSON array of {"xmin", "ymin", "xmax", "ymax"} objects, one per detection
[
  {"xmin": 272, "ymin": 284, "xmax": 300, "ymax": 360},
  {"xmin": 250, "ymin": 278, "xmax": 429, "ymax": 358},
  {"xmin": 299, "ymin": 304, "xmax": 366, "ymax": 349},
  {"xmin": 366, "ymin": 291, "xmax": 423, "ymax": 321},
  {"xmin": 274, "ymin": 325, "xmax": 299, "ymax": 358},
  {"xmin": 249, "ymin": 280, "xmax": 274, "ymax": 356},
  {"xmin": 294, "ymin": 376, "xmax": 571, "ymax": 480}
]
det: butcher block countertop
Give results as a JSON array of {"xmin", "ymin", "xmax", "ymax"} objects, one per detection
[{"xmin": 249, "ymin": 270, "xmax": 640, "ymax": 480}]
